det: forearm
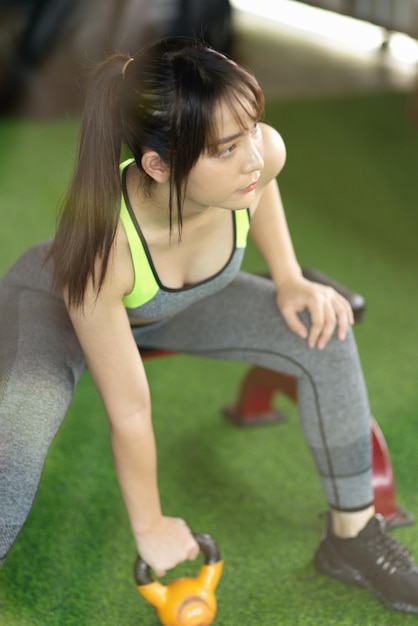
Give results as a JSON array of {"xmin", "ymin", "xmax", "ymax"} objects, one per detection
[
  {"xmin": 250, "ymin": 179, "xmax": 302, "ymax": 287},
  {"xmin": 109, "ymin": 410, "xmax": 162, "ymax": 535}
]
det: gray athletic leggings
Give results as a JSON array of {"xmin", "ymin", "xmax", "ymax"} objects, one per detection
[{"xmin": 0, "ymin": 242, "xmax": 373, "ymax": 565}]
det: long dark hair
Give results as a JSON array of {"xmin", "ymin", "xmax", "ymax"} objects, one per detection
[{"xmin": 49, "ymin": 37, "xmax": 264, "ymax": 308}]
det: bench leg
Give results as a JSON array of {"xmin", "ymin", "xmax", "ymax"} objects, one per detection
[{"xmin": 224, "ymin": 366, "xmax": 415, "ymax": 528}]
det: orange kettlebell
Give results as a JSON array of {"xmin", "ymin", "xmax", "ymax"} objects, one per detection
[{"xmin": 134, "ymin": 533, "xmax": 223, "ymax": 626}]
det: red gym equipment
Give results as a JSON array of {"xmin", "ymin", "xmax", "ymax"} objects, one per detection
[{"xmin": 223, "ymin": 364, "xmax": 414, "ymax": 528}]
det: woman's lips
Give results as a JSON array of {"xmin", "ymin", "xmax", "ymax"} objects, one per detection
[{"xmin": 237, "ymin": 179, "xmax": 259, "ymax": 193}]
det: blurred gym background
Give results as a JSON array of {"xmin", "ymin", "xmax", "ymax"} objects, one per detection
[{"xmin": 1, "ymin": 0, "xmax": 417, "ymax": 118}]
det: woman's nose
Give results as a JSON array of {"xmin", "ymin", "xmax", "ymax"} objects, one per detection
[{"xmin": 242, "ymin": 142, "xmax": 264, "ymax": 173}]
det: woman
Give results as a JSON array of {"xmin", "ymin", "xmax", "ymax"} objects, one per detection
[{"xmin": 0, "ymin": 37, "xmax": 417, "ymax": 614}]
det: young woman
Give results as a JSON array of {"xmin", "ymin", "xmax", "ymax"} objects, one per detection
[{"xmin": 0, "ymin": 37, "xmax": 417, "ymax": 614}]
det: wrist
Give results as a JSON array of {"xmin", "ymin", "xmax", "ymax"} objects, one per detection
[
  {"xmin": 130, "ymin": 494, "xmax": 163, "ymax": 534},
  {"xmin": 132, "ymin": 510, "xmax": 163, "ymax": 537},
  {"xmin": 271, "ymin": 263, "xmax": 303, "ymax": 289}
]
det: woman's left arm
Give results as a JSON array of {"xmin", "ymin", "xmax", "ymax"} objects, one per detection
[{"xmin": 250, "ymin": 125, "xmax": 353, "ymax": 349}]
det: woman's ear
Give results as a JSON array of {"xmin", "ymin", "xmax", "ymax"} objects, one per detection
[{"xmin": 141, "ymin": 151, "xmax": 169, "ymax": 183}]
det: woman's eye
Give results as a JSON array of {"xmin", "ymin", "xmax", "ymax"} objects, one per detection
[{"xmin": 217, "ymin": 144, "xmax": 235, "ymax": 158}]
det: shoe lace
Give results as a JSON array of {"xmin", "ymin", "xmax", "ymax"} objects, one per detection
[{"xmin": 364, "ymin": 529, "xmax": 413, "ymax": 574}]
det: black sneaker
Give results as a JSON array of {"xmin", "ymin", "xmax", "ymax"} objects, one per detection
[{"xmin": 314, "ymin": 513, "xmax": 418, "ymax": 614}]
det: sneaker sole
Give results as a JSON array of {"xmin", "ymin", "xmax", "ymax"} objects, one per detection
[{"xmin": 314, "ymin": 547, "xmax": 418, "ymax": 615}]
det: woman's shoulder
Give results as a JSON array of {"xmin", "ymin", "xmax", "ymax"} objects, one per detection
[{"xmin": 260, "ymin": 123, "xmax": 287, "ymax": 183}]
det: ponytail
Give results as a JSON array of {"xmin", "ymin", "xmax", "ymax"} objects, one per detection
[
  {"xmin": 49, "ymin": 53, "xmax": 131, "ymax": 308},
  {"xmin": 48, "ymin": 38, "xmax": 265, "ymax": 309}
]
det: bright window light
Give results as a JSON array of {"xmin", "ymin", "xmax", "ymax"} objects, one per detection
[
  {"xmin": 389, "ymin": 33, "xmax": 418, "ymax": 65},
  {"xmin": 230, "ymin": 0, "xmax": 386, "ymax": 52}
]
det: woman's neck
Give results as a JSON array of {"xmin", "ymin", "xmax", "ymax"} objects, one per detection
[{"xmin": 127, "ymin": 165, "xmax": 212, "ymax": 230}]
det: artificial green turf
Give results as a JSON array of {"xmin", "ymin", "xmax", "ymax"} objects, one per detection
[{"xmin": 0, "ymin": 91, "xmax": 418, "ymax": 625}]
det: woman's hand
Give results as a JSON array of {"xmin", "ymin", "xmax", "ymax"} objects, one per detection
[
  {"xmin": 135, "ymin": 516, "xmax": 200, "ymax": 577},
  {"xmin": 276, "ymin": 277, "xmax": 354, "ymax": 350}
]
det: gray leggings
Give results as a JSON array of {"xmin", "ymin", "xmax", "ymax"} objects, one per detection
[{"xmin": 0, "ymin": 242, "xmax": 373, "ymax": 565}]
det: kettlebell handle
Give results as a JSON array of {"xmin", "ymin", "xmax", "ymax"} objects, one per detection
[{"xmin": 135, "ymin": 532, "xmax": 221, "ymax": 586}]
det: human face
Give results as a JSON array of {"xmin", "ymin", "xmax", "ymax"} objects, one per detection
[{"xmin": 183, "ymin": 100, "xmax": 264, "ymax": 213}]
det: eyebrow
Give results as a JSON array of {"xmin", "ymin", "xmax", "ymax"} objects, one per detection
[{"xmin": 216, "ymin": 130, "xmax": 245, "ymax": 146}]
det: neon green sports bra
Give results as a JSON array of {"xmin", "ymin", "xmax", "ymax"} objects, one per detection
[{"xmin": 120, "ymin": 159, "xmax": 251, "ymax": 321}]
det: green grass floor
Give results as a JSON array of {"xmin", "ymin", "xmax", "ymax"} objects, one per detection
[{"xmin": 1, "ymin": 91, "xmax": 418, "ymax": 625}]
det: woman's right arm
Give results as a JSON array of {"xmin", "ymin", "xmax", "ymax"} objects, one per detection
[{"xmin": 65, "ymin": 249, "xmax": 198, "ymax": 575}]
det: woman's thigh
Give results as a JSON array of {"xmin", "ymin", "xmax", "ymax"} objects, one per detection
[
  {"xmin": 0, "ymin": 243, "xmax": 85, "ymax": 551},
  {"xmin": 132, "ymin": 272, "xmax": 373, "ymax": 510}
]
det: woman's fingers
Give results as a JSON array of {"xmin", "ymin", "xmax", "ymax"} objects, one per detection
[
  {"xmin": 280, "ymin": 305, "xmax": 309, "ymax": 340},
  {"xmin": 307, "ymin": 295, "xmax": 330, "ymax": 349},
  {"xmin": 310, "ymin": 291, "xmax": 353, "ymax": 349},
  {"xmin": 278, "ymin": 281, "xmax": 354, "ymax": 349}
]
